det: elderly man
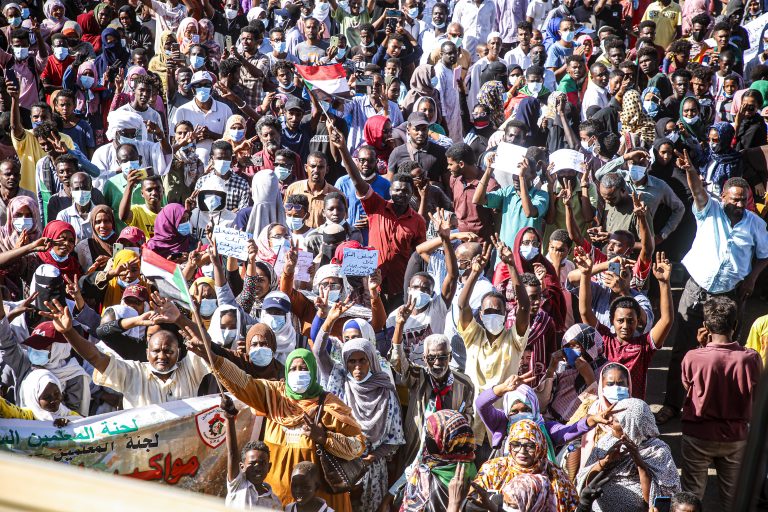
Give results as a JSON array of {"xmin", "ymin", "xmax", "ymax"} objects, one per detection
[
  {"xmin": 391, "ymin": 333, "xmax": 474, "ymax": 471},
  {"xmin": 465, "ymin": 32, "xmax": 504, "ymax": 113},
  {"xmin": 43, "ymin": 296, "xmax": 210, "ymax": 410}
]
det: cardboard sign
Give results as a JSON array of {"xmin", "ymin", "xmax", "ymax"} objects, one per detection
[
  {"xmin": 213, "ymin": 226, "xmax": 252, "ymax": 261},
  {"xmin": 341, "ymin": 248, "xmax": 378, "ymax": 276},
  {"xmin": 274, "ymin": 249, "xmax": 313, "ymax": 282}
]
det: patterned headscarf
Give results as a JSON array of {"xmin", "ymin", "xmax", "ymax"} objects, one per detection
[
  {"xmin": 620, "ymin": 89, "xmax": 656, "ymax": 145},
  {"xmin": 502, "ymin": 474, "xmax": 556, "ymax": 512},
  {"xmin": 707, "ymin": 121, "xmax": 742, "ymax": 193},
  {"xmin": 423, "ymin": 409, "xmax": 476, "ymax": 466},
  {"xmin": 562, "ymin": 323, "xmax": 603, "ymax": 361},
  {"xmin": 502, "ymin": 385, "xmax": 556, "ymax": 462},
  {"xmin": 477, "ymin": 80, "xmax": 506, "ymax": 128}
]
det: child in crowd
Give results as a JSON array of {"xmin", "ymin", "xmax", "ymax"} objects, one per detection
[{"xmin": 285, "ymin": 461, "xmax": 333, "ymax": 512}]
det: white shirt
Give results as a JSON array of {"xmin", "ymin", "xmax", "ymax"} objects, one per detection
[
  {"xmin": 170, "ymin": 99, "xmax": 233, "ymax": 164},
  {"xmin": 504, "ymin": 45, "xmax": 531, "ymax": 70},
  {"xmin": 56, "ymin": 203, "xmax": 94, "ymax": 241},
  {"xmin": 420, "ymin": 29, "xmax": 448, "ymax": 65},
  {"xmin": 91, "ymin": 140, "xmax": 171, "ymax": 190},
  {"xmin": 386, "ymin": 295, "xmax": 450, "ymax": 367},
  {"xmin": 225, "ymin": 473, "xmax": 282, "ymax": 510},
  {"xmin": 92, "ymin": 352, "xmax": 210, "ymax": 409},
  {"xmin": 581, "ymin": 80, "xmax": 610, "ymax": 121},
  {"xmin": 526, "ymin": 0, "xmax": 552, "ymax": 30},
  {"xmin": 451, "ymin": 0, "xmax": 497, "ymax": 61}
]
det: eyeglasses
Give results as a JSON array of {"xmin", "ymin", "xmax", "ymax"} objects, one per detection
[
  {"xmin": 520, "ymin": 240, "xmax": 541, "ymax": 248},
  {"xmin": 284, "ymin": 203, "xmax": 303, "ymax": 212},
  {"xmin": 509, "ymin": 441, "xmax": 537, "ymax": 453},
  {"xmin": 425, "ymin": 355, "xmax": 449, "ymax": 364},
  {"xmin": 269, "ymin": 234, "xmax": 290, "ymax": 240}
]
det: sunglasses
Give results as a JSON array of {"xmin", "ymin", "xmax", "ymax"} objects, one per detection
[{"xmin": 284, "ymin": 203, "xmax": 304, "ymax": 212}]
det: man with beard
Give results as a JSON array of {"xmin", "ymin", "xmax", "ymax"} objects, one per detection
[
  {"xmin": 387, "ymin": 113, "xmax": 449, "ymax": 191},
  {"xmin": 328, "ymin": 120, "xmax": 426, "ymax": 309},
  {"xmin": 285, "ymin": 152, "xmax": 341, "ymax": 229},
  {"xmin": 248, "ymin": 115, "xmax": 304, "ymax": 183},
  {"xmin": 656, "ymin": 156, "xmax": 768, "ymax": 425}
]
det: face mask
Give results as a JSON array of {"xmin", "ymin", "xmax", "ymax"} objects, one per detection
[
  {"xmin": 152, "ymin": 363, "xmax": 179, "ymax": 375},
  {"xmin": 562, "ymin": 30, "xmax": 575, "ymax": 43},
  {"xmin": 201, "ymin": 263, "xmax": 214, "ymax": 278},
  {"xmin": 49, "ymin": 250, "xmax": 68, "ymax": 262},
  {"xmin": 8, "ymin": 17, "xmax": 21, "ymax": 27},
  {"xmin": 203, "ymin": 194, "xmax": 222, "ymax": 211},
  {"xmin": 13, "ymin": 217, "xmax": 33, "ymax": 233},
  {"xmin": 682, "ymin": 115, "xmax": 699, "ymax": 125},
  {"xmin": 527, "ymin": 81, "xmax": 543, "ymax": 95},
  {"xmin": 21, "ymin": 8, "xmax": 29, "ymax": 18},
  {"xmin": 562, "ymin": 346, "xmax": 582, "ymax": 367},
  {"xmin": 272, "ymin": 40, "xmax": 287, "ymax": 53},
  {"xmin": 409, "ymin": 289, "xmax": 431, "ymax": 309},
  {"xmin": 53, "ymin": 46, "xmax": 69, "ymax": 60},
  {"xmin": 79, "ymin": 75, "xmax": 95, "ymax": 89},
  {"xmin": 286, "ymin": 215, "xmax": 304, "ymax": 230},
  {"xmin": 450, "ymin": 36, "xmax": 462, "ymax": 48},
  {"xmin": 519, "ymin": 245, "xmax": 539, "ymax": 260},
  {"xmin": 190, "ymin": 55, "xmax": 206, "ymax": 69},
  {"xmin": 603, "ymin": 384, "xmax": 630, "ymax": 404},
  {"xmin": 642, "ymin": 100, "xmax": 658, "ymax": 117},
  {"xmin": 97, "ymin": 229, "xmax": 115, "ymax": 241},
  {"xmin": 364, "ymin": 40, "xmax": 375, "ymax": 48},
  {"xmin": 195, "ymin": 86, "xmax": 211, "ymax": 102},
  {"xmin": 723, "ymin": 91, "xmax": 734, "ymax": 99},
  {"xmin": 71, "ymin": 189, "xmax": 91, "ymax": 206},
  {"xmin": 121, "ymin": 160, "xmax": 140, "ymax": 173},
  {"xmin": 580, "ymin": 139, "xmax": 592, "ymax": 151},
  {"xmin": 221, "ymin": 328, "xmax": 237, "ymax": 344},
  {"xmin": 117, "ymin": 276, "xmax": 139, "ymax": 288},
  {"xmin": 191, "ymin": 34, "xmax": 200, "ymax": 44},
  {"xmin": 328, "ymin": 289, "xmax": 341, "ymax": 304},
  {"xmin": 508, "ymin": 412, "xmax": 536, "ymax": 424},
  {"xmin": 434, "ymin": 20, "xmax": 446, "ymax": 28},
  {"xmin": 224, "ymin": 7, "xmax": 238, "ymax": 18},
  {"xmin": 666, "ymin": 131, "xmax": 679, "ymax": 143},
  {"xmin": 249, "ymin": 345, "xmax": 274, "ymax": 366},
  {"xmin": 288, "ymin": 370, "xmax": 312, "ymax": 394},
  {"xmin": 473, "ymin": 117, "xmax": 490, "ymax": 129},
  {"xmin": 338, "ymin": 0, "xmax": 349, "ymax": 11},
  {"xmin": 709, "ymin": 141, "xmax": 719, "ymax": 152},
  {"xmin": 213, "ymin": 159, "xmax": 232, "ymax": 174},
  {"xmin": 691, "ymin": 31, "xmax": 705, "ymax": 42},
  {"xmin": 13, "ymin": 46, "xmax": 29, "ymax": 60},
  {"xmin": 177, "ymin": 221, "xmax": 192, "ymax": 236},
  {"xmin": 275, "ymin": 165, "xmax": 292, "ymax": 181},
  {"xmin": 481, "ymin": 313, "xmax": 505, "ymax": 335},
  {"xmin": 28, "ymin": 347, "xmax": 49, "ymax": 366},
  {"xmin": 336, "ymin": 47, "xmax": 347, "ymax": 59},
  {"xmin": 407, "ymin": 6, "xmax": 419, "ymax": 17},
  {"xmin": 430, "ymin": 75, "xmax": 439, "ymax": 88},
  {"xmin": 262, "ymin": 311, "xmax": 287, "ymax": 332},
  {"xmin": 118, "ymin": 136, "xmax": 139, "ymax": 147},
  {"xmin": 229, "ymin": 128, "xmax": 245, "ymax": 142},
  {"xmin": 271, "ymin": 238, "xmax": 289, "ymax": 255},
  {"xmin": 200, "ymin": 298, "xmax": 217, "ymax": 317},
  {"xmin": 629, "ymin": 164, "xmax": 646, "ymax": 181}
]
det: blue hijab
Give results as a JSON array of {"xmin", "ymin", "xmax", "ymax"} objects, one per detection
[{"xmin": 707, "ymin": 122, "xmax": 742, "ymax": 192}]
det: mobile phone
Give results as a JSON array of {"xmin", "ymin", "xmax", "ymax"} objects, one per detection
[
  {"xmin": 5, "ymin": 68, "xmax": 19, "ymax": 88},
  {"xmin": 385, "ymin": 8, "xmax": 401, "ymax": 17},
  {"xmin": 386, "ymin": 17, "xmax": 397, "ymax": 31},
  {"xmin": 653, "ymin": 496, "xmax": 671, "ymax": 512},
  {"xmin": 134, "ymin": 167, "xmax": 151, "ymax": 180},
  {"xmin": 113, "ymin": 243, "xmax": 124, "ymax": 255},
  {"xmin": 329, "ymin": 35, "xmax": 339, "ymax": 47},
  {"xmin": 355, "ymin": 75, "xmax": 373, "ymax": 94},
  {"xmin": 608, "ymin": 261, "xmax": 622, "ymax": 276}
]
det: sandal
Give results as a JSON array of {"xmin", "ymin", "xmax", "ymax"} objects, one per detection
[{"xmin": 654, "ymin": 405, "xmax": 679, "ymax": 425}]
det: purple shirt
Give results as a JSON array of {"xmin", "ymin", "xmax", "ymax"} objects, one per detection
[{"xmin": 476, "ymin": 387, "xmax": 591, "ymax": 448}]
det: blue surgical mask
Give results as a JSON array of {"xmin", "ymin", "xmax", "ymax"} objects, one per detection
[
  {"xmin": 229, "ymin": 128, "xmax": 245, "ymax": 141},
  {"xmin": 249, "ymin": 346, "xmax": 274, "ymax": 366},
  {"xmin": 508, "ymin": 412, "xmax": 536, "ymax": 425},
  {"xmin": 79, "ymin": 75, "xmax": 95, "ymax": 89},
  {"xmin": 272, "ymin": 40, "xmax": 287, "ymax": 53},
  {"xmin": 628, "ymin": 164, "xmax": 646, "ymax": 182},
  {"xmin": 53, "ymin": 46, "xmax": 69, "ymax": 60},
  {"xmin": 177, "ymin": 221, "xmax": 192, "ymax": 236},
  {"xmin": 519, "ymin": 245, "xmax": 539, "ymax": 260},
  {"xmin": 407, "ymin": 6, "xmax": 418, "ymax": 17},
  {"xmin": 262, "ymin": 312, "xmax": 286, "ymax": 331},
  {"xmin": 194, "ymin": 86, "xmax": 211, "ymax": 102},
  {"xmin": 72, "ymin": 189, "xmax": 91, "ymax": 206},
  {"xmin": 97, "ymin": 229, "xmax": 115, "ymax": 241},
  {"xmin": 275, "ymin": 165, "xmax": 292, "ymax": 181},
  {"xmin": 408, "ymin": 289, "xmax": 431, "ymax": 309},
  {"xmin": 8, "ymin": 17, "xmax": 21, "ymax": 27},
  {"xmin": 213, "ymin": 159, "xmax": 232, "ymax": 174},
  {"xmin": 433, "ymin": 20, "xmax": 446, "ymax": 28},
  {"xmin": 121, "ymin": 160, "xmax": 140, "ymax": 172},
  {"xmin": 190, "ymin": 55, "xmax": 205, "ymax": 69},
  {"xmin": 286, "ymin": 215, "xmax": 304, "ymax": 230},
  {"xmin": 118, "ymin": 136, "xmax": 139, "ymax": 147},
  {"xmin": 200, "ymin": 298, "xmax": 217, "ymax": 317},
  {"xmin": 430, "ymin": 75, "xmax": 439, "ymax": 88},
  {"xmin": 28, "ymin": 347, "xmax": 49, "ymax": 366},
  {"xmin": 117, "ymin": 277, "xmax": 139, "ymax": 288},
  {"xmin": 642, "ymin": 100, "xmax": 658, "ymax": 117},
  {"xmin": 562, "ymin": 347, "xmax": 582, "ymax": 367},
  {"xmin": 603, "ymin": 384, "xmax": 630, "ymax": 404},
  {"xmin": 336, "ymin": 47, "xmax": 346, "ymax": 59},
  {"xmin": 21, "ymin": 7, "xmax": 30, "ymax": 19},
  {"xmin": 49, "ymin": 250, "xmax": 68, "ymax": 263},
  {"xmin": 13, "ymin": 46, "xmax": 29, "ymax": 60},
  {"xmin": 666, "ymin": 131, "xmax": 679, "ymax": 143},
  {"xmin": 450, "ymin": 36, "xmax": 462, "ymax": 48},
  {"xmin": 562, "ymin": 30, "xmax": 575, "ymax": 43},
  {"xmin": 221, "ymin": 328, "xmax": 237, "ymax": 344},
  {"xmin": 327, "ymin": 289, "xmax": 341, "ymax": 304}
]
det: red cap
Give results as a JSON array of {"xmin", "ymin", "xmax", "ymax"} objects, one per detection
[
  {"xmin": 117, "ymin": 226, "xmax": 146, "ymax": 247},
  {"xmin": 122, "ymin": 284, "xmax": 150, "ymax": 303},
  {"xmin": 22, "ymin": 321, "xmax": 67, "ymax": 349}
]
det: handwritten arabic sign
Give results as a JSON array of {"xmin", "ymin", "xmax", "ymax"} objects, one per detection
[
  {"xmin": 0, "ymin": 395, "xmax": 261, "ymax": 496},
  {"xmin": 213, "ymin": 226, "xmax": 252, "ymax": 261},
  {"xmin": 274, "ymin": 249, "xmax": 313, "ymax": 282},
  {"xmin": 341, "ymin": 248, "xmax": 379, "ymax": 276},
  {"xmin": 550, "ymin": 149, "xmax": 585, "ymax": 173}
]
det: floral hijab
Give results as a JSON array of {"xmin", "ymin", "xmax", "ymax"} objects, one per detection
[
  {"xmin": 620, "ymin": 89, "xmax": 656, "ymax": 145},
  {"xmin": 478, "ymin": 80, "xmax": 506, "ymax": 128}
]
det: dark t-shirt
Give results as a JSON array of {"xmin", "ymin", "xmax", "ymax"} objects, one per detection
[
  {"xmin": 596, "ymin": 4, "xmax": 624, "ymax": 37},
  {"xmin": 387, "ymin": 141, "xmax": 448, "ymax": 184}
]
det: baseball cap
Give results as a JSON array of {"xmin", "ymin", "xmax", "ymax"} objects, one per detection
[
  {"xmin": 23, "ymin": 321, "xmax": 67, "ymax": 349},
  {"xmin": 262, "ymin": 291, "xmax": 291, "ymax": 314},
  {"xmin": 117, "ymin": 226, "xmax": 146, "ymax": 247},
  {"xmin": 408, "ymin": 112, "xmax": 430, "ymax": 127},
  {"xmin": 285, "ymin": 97, "xmax": 305, "ymax": 112},
  {"xmin": 122, "ymin": 285, "xmax": 150, "ymax": 303},
  {"xmin": 190, "ymin": 70, "xmax": 216, "ymax": 86}
]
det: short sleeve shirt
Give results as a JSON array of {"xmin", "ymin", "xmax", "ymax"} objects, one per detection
[
  {"xmin": 386, "ymin": 296, "xmax": 450, "ymax": 367},
  {"xmin": 129, "ymin": 204, "xmax": 159, "ymax": 238},
  {"xmin": 597, "ymin": 322, "xmax": 657, "ymax": 400}
]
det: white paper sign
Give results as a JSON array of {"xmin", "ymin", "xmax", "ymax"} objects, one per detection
[
  {"xmin": 341, "ymin": 248, "xmax": 379, "ymax": 276},
  {"xmin": 274, "ymin": 249, "xmax": 313, "ymax": 282},
  {"xmin": 550, "ymin": 149, "xmax": 585, "ymax": 173},
  {"xmin": 213, "ymin": 226, "xmax": 252, "ymax": 261},
  {"xmin": 493, "ymin": 142, "xmax": 527, "ymax": 175}
]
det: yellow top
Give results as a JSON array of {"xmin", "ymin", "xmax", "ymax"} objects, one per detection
[{"xmin": 746, "ymin": 314, "xmax": 768, "ymax": 366}]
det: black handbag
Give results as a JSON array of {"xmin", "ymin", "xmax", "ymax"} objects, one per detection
[{"xmin": 314, "ymin": 392, "xmax": 368, "ymax": 494}]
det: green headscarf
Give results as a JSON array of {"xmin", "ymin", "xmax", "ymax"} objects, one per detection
[
  {"xmin": 749, "ymin": 80, "xmax": 768, "ymax": 107},
  {"xmin": 93, "ymin": 2, "xmax": 109, "ymax": 19},
  {"xmin": 679, "ymin": 96, "xmax": 708, "ymax": 141},
  {"xmin": 284, "ymin": 348, "xmax": 324, "ymax": 400}
]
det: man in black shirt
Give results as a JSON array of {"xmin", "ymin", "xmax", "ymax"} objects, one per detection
[{"xmin": 388, "ymin": 112, "xmax": 449, "ymax": 192}]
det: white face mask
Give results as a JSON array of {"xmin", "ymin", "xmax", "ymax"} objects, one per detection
[
  {"xmin": 287, "ymin": 370, "xmax": 312, "ymax": 393},
  {"xmin": 13, "ymin": 217, "xmax": 33, "ymax": 233},
  {"xmin": 151, "ymin": 363, "xmax": 179, "ymax": 375},
  {"xmin": 249, "ymin": 345, "xmax": 274, "ymax": 366},
  {"xmin": 71, "ymin": 189, "xmax": 91, "ymax": 206},
  {"xmin": 628, "ymin": 164, "xmax": 646, "ymax": 182},
  {"xmin": 527, "ymin": 81, "xmax": 543, "ymax": 95},
  {"xmin": 481, "ymin": 313, "xmax": 505, "ymax": 335},
  {"xmin": 666, "ymin": 131, "xmax": 679, "ymax": 143},
  {"xmin": 203, "ymin": 194, "xmax": 222, "ymax": 211},
  {"xmin": 682, "ymin": 115, "xmax": 699, "ymax": 125},
  {"xmin": 408, "ymin": 289, "xmax": 431, "ymax": 309}
]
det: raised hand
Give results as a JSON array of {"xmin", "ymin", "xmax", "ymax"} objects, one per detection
[
  {"xmin": 150, "ymin": 291, "xmax": 181, "ymax": 324},
  {"xmin": 587, "ymin": 402, "xmax": 625, "ymax": 427},
  {"xmin": 491, "ymin": 235, "xmax": 514, "ymax": 265},
  {"xmin": 301, "ymin": 413, "xmax": 327, "ymax": 445},
  {"xmin": 181, "ymin": 326, "xmax": 209, "ymax": 362},
  {"xmin": 8, "ymin": 291, "xmax": 38, "ymax": 323},
  {"xmin": 532, "ymin": 262, "xmax": 547, "ymax": 283},
  {"xmin": 220, "ymin": 393, "xmax": 238, "ymax": 418},
  {"xmin": 495, "ymin": 370, "xmax": 535, "ymax": 395},
  {"xmin": 447, "ymin": 463, "xmax": 469, "ymax": 512},
  {"xmin": 368, "ymin": 268, "xmax": 382, "ymax": 294},
  {"xmin": 396, "ymin": 296, "xmax": 416, "ymax": 325},
  {"xmin": 284, "ymin": 237, "xmax": 300, "ymax": 273},
  {"xmin": 326, "ymin": 296, "xmax": 354, "ymax": 323},
  {"xmin": 652, "ymin": 251, "xmax": 671, "ymax": 283},
  {"xmin": 40, "ymin": 299, "xmax": 73, "ymax": 333},
  {"xmin": 471, "ymin": 242, "xmax": 492, "ymax": 273},
  {"xmin": 631, "ymin": 191, "xmax": 647, "ymax": 217},
  {"xmin": 572, "ymin": 246, "xmax": 593, "ymax": 274},
  {"xmin": 86, "ymin": 254, "xmax": 110, "ymax": 274}
]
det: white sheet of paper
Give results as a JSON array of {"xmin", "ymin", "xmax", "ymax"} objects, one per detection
[
  {"xmin": 274, "ymin": 249, "xmax": 313, "ymax": 282},
  {"xmin": 493, "ymin": 142, "xmax": 527, "ymax": 175},
  {"xmin": 550, "ymin": 149, "xmax": 585, "ymax": 173},
  {"xmin": 341, "ymin": 248, "xmax": 379, "ymax": 276},
  {"xmin": 213, "ymin": 226, "xmax": 252, "ymax": 261}
]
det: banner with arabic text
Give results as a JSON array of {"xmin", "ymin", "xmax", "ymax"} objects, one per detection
[{"xmin": 0, "ymin": 395, "xmax": 262, "ymax": 496}]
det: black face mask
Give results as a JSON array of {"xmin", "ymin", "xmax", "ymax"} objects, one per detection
[
  {"xmin": 691, "ymin": 30, "xmax": 705, "ymax": 42},
  {"xmin": 530, "ymin": 53, "xmax": 544, "ymax": 66},
  {"xmin": 35, "ymin": 274, "xmax": 66, "ymax": 312}
]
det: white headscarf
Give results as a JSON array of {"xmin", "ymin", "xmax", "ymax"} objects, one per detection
[
  {"xmin": 247, "ymin": 6, "xmax": 265, "ymax": 23},
  {"xmin": 246, "ymin": 169, "xmax": 286, "ymax": 236},
  {"xmin": 19, "ymin": 369, "xmax": 76, "ymax": 420},
  {"xmin": 261, "ymin": 291, "xmax": 297, "ymax": 363},
  {"xmin": 106, "ymin": 110, "xmax": 149, "ymax": 142},
  {"xmin": 208, "ymin": 304, "xmax": 243, "ymax": 347}
]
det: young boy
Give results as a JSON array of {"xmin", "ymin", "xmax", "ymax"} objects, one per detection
[
  {"xmin": 285, "ymin": 462, "xmax": 333, "ymax": 512},
  {"xmin": 223, "ymin": 395, "xmax": 282, "ymax": 510}
]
